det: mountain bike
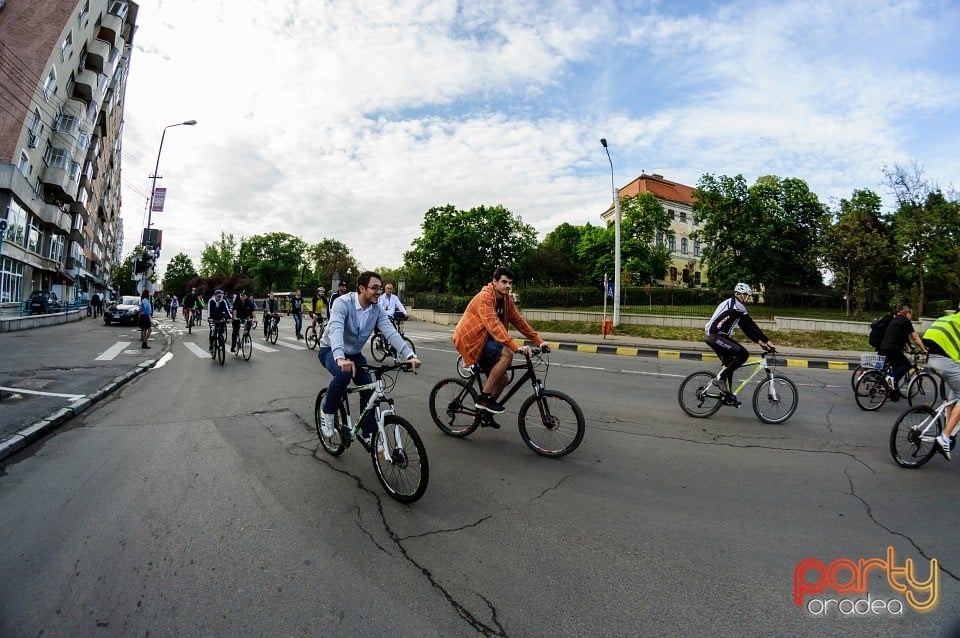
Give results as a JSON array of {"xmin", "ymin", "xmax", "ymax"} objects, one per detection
[
  {"xmin": 314, "ymin": 360, "xmax": 428, "ymax": 503},
  {"xmin": 305, "ymin": 314, "xmax": 323, "ymax": 350},
  {"xmin": 209, "ymin": 320, "xmax": 227, "ymax": 366},
  {"xmin": 890, "ymin": 397, "xmax": 958, "ymax": 468},
  {"xmin": 233, "ymin": 318, "xmax": 254, "ymax": 361},
  {"xmin": 429, "ymin": 347, "xmax": 585, "ymax": 458},
  {"xmin": 370, "ymin": 315, "xmax": 415, "ymax": 362},
  {"xmin": 678, "ymin": 348, "xmax": 798, "ymax": 424},
  {"xmin": 854, "ymin": 350, "xmax": 940, "ymax": 411},
  {"xmin": 263, "ymin": 313, "xmax": 280, "ymax": 344}
]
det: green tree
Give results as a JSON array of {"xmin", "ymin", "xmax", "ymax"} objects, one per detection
[
  {"xmin": 306, "ymin": 238, "xmax": 359, "ymax": 290},
  {"xmin": 199, "ymin": 232, "xmax": 238, "ymax": 277},
  {"xmin": 161, "ymin": 252, "xmax": 199, "ymax": 296},
  {"xmin": 692, "ymin": 174, "xmax": 827, "ymax": 290},
  {"xmin": 575, "ymin": 223, "xmax": 614, "ymax": 286},
  {"xmin": 238, "ymin": 232, "xmax": 307, "ymax": 293},
  {"xmin": 404, "ymin": 204, "xmax": 537, "ymax": 293},
  {"xmin": 110, "ymin": 251, "xmax": 138, "ymax": 297},
  {"xmin": 620, "ymin": 192, "xmax": 674, "ymax": 284},
  {"xmin": 531, "ymin": 222, "xmax": 587, "ymax": 285},
  {"xmin": 822, "ymin": 190, "xmax": 895, "ymax": 316}
]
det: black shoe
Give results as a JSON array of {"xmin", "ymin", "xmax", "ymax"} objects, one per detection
[
  {"xmin": 722, "ymin": 391, "xmax": 740, "ymax": 407},
  {"xmin": 480, "ymin": 416, "xmax": 501, "ymax": 429},
  {"xmin": 889, "ymin": 389, "xmax": 901, "ymax": 402},
  {"xmin": 475, "ymin": 396, "xmax": 506, "ymax": 414},
  {"xmin": 141, "ymin": 343, "xmax": 150, "ymax": 349}
]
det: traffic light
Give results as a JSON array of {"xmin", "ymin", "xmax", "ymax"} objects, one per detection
[
  {"xmin": 142, "ymin": 252, "xmax": 155, "ymax": 271},
  {"xmin": 133, "ymin": 257, "xmax": 145, "ymax": 274}
]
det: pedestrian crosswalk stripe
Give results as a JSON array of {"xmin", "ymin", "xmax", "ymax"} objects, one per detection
[
  {"xmin": 251, "ymin": 342, "xmax": 279, "ymax": 353},
  {"xmin": 271, "ymin": 340, "xmax": 307, "ymax": 351},
  {"xmin": 96, "ymin": 342, "xmax": 132, "ymax": 361},
  {"xmin": 183, "ymin": 342, "xmax": 210, "ymax": 358}
]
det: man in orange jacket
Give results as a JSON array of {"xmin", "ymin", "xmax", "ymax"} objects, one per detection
[{"xmin": 453, "ymin": 266, "xmax": 549, "ymax": 418}]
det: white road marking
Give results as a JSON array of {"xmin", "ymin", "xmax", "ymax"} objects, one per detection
[
  {"xmin": 251, "ymin": 342, "xmax": 279, "ymax": 352},
  {"xmin": 270, "ymin": 339, "xmax": 307, "ymax": 351},
  {"xmin": 0, "ymin": 387, "xmax": 84, "ymax": 400},
  {"xmin": 183, "ymin": 342, "xmax": 211, "ymax": 358},
  {"xmin": 153, "ymin": 352, "xmax": 174, "ymax": 368},
  {"xmin": 95, "ymin": 342, "xmax": 132, "ymax": 360}
]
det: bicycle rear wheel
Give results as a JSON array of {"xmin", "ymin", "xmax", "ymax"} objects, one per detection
[
  {"xmin": 241, "ymin": 333, "xmax": 252, "ymax": 360},
  {"xmin": 518, "ymin": 389, "xmax": 585, "ymax": 458},
  {"xmin": 217, "ymin": 337, "xmax": 225, "ymax": 365},
  {"xmin": 371, "ymin": 415, "xmax": 429, "ymax": 503},
  {"xmin": 678, "ymin": 371, "xmax": 723, "ymax": 418},
  {"xmin": 752, "ymin": 375, "xmax": 798, "ymax": 424},
  {"xmin": 305, "ymin": 325, "xmax": 317, "ymax": 350},
  {"xmin": 428, "ymin": 377, "xmax": 481, "ymax": 437},
  {"xmin": 314, "ymin": 389, "xmax": 347, "ymax": 456},
  {"xmin": 907, "ymin": 372, "xmax": 938, "ymax": 407},
  {"xmin": 890, "ymin": 406, "xmax": 941, "ymax": 468},
  {"xmin": 854, "ymin": 370, "xmax": 886, "ymax": 410}
]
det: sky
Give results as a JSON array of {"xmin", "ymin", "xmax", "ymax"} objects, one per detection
[{"xmin": 118, "ymin": 0, "xmax": 960, "ymax": 276}]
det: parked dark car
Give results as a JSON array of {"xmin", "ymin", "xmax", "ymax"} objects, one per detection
[
  {"xmin": 103, "ymin": 295, "xmax": 141, "ymax": 326},
  {"xmin": 28, "ymin": 290, "xmax": 60, "ymax": 314}
]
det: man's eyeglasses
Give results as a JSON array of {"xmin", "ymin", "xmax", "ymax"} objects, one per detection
[{"xmin": 365, "ymin": 285, "xmax": 382, "ymax": 292}]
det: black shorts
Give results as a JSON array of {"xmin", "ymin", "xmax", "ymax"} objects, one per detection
[{"xmin": 138, "ymin": 314, "xmax": 152, "ymax": 329}]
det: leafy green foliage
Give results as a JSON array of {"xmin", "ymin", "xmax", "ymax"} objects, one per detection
[
  {"xmin": 305, "ymin": 238, "xmax": 359, "ymax": 291},
  {"xmin": 199, "ymin": 232, "xmax": 238, "ymax": 277},
  {"xmin": 161, "ymin": 253, "xmax": 199, "ymax": 296},
  {"xmin": 238, "ymin": 232, "xmax": 307, "ymax": 293}
]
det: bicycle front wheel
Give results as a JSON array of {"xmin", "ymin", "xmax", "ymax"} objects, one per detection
[
  {"xmin": 371, "ymin": 415, "xmax": 429, "ymax": 503},
  {"xmin": 305, "ymin": 326, "xmax": 317, "ymax": 350},
  {"xmin": 854, "ymin": 370, "xmax": 886, "ymax": 410},
  {"xmin": 241, "ymin": 333, "xmax": 252, "ymax": 360},
  {"xmin": 269, "ymin": 324, "xmax": 279, "ymax": 344},
  {"xmin": 907, "ymin": 372, "xmax": 938, "ymax": 407},
  {"xmin": 314, "ymin": 389, "xmax": 347, "ymax": 456},
  {"xmin": 850, "ymin": 364, "xmax": 871, "ymax": 391},
  {"xmin": 752, "ymin": 376, "xmax": 798, "ymax": 424},
  {"xmin": 187, "ymin": 315, "xmax": 193, "ymax": 333},
  {"xmin": 217, "ymin": 338, "xmax": 225, "ymax": 365},
  {"xmin": 518, "ymin": 389, "xmax": 585, "ymax": 458},
  {"xmin": 369, "ymin": 335, "xmax": 389, "ymax": 362},
  {"xmin": 428, "ymin": 377, "xmax": 480, "ymax": 437},
  {"xmin": 678, "ymin": 371, "xmax": 723, "ymax": 418},
  {"xmin": 890, "ymin": 406, "xmax": 941, "ymax": 468}
]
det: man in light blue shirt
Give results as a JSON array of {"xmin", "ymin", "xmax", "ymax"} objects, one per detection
[
  {"xmin": 317, "ymin": 271, "xmax": 421, "ymax": 442},
  {"xmin": 139, "ymin": 289, "xmax": 153, "ymax": 349}
]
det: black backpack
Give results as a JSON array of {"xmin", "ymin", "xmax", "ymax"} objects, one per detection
[{"xmin": 868, "ymin": 314, "xmax": 893, "ymax": 348}]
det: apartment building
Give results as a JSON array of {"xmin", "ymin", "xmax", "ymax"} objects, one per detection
[
  {"xmin": 0, "ymin": 0, "xmax": 138, "ymax": 305},
  {"xmin": 600, "ymin": 172, "xmax": 708, "ymax": 287}
]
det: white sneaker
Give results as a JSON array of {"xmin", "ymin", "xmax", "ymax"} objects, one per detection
[
  {"xmin": 885, "ymin": 375, "xmax": 896, "ymax": 390},
  {"xmin": 320, "ymin": 413, "xmax": 336, "ymax": 438},
  {"xmin": 936, "ymin": 434, "xmax": 952, "ymax": 461}
]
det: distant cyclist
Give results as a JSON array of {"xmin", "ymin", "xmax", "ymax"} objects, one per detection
[
  {"xmin": 231, "ymin": 291, "xmax": 257, "ymax": 353},
  {"xmin": 182, "ymin": 287, "xmax": 200, "ymax": 324},
  {"xmin": 878, "ymin": 304, "xmax": 927, "ymax": 400},
  {"xmin": 263, "ymin": 291, "xmax": 280, "ymax": 340},
  {"xmin": 310, "ymin": 287, "xmax": 327, "ymax": 331},
  {"xmin": 379, "ymin": 283, "xmax": 408, "ymax": 322},
  {"xmin": 207, "ymin": 290, "xmax": 232, "ymax": 352},
  {"xmin": 704, "ymin": 283, "xmax": 774, "ymax": 405}
]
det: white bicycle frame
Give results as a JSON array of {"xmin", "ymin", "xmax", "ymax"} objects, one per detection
[
  {"xmin": 705, "ymin": 354, "xmax": 780, "ymax": 400},
  {"xmin": 341, "ymin": 375, "xmax": 400, "ymax": 461},
  {"xmin": 912, "ymin": 398, "xmax": 958, "ymax": 443}
]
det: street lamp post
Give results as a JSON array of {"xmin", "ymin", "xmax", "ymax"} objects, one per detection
[
  {"xmin": 141, "ymin": 119, "xmax": 196, "ymax": 291},
  {"xmin": 600, "ymin": 138, "xmax": 621, "ymax": 326}
]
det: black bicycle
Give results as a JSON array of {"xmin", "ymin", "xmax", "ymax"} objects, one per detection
[
  {"xmin": 209, "ymin": 319, "xmax": 227, "ymax": 366},
  {"xmin": 428, "ymin": 347, "xmax": 585, "ymax": 457},
  {"xmin": 263, "ymin": 313, "xmax": 280, "ymax": 344},
  {"xmin": 233, "ymin": 318, "xmax": 254, "ymax": 361},
  {"xmin": 369, "ymin": 315, "xmax": 414, "ymax": 362}
]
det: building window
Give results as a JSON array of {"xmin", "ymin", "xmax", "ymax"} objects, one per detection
[
  {"xmin": 679, "ymin": 211, "xmax": 687, "ymax": 223},
  {"xmin": 61, "ymin": 31, "xmax": 74, "ymax": 61},
  {"xmin": 656, "ymin": 232, "xmax": 664, "ymax": 248},
  {"xmin": 108, "ymin": 1, "xmax": 128, "ymax": 19},
  {"xmin": 42, "ymin": 68, "xmax": 57, "ymax": 101},
  {"xmin": 669, "ymin": 267, "xmax": 678, "ymax": 282},
  {"xmin": 694, "ymin": 240, "xmax": 701, "ymax": 257},
  {"xmin": 49, "ymin": 234, "xmax": 65, "ymax": 264},
  {"xmin": 28, "ymin": 219, "xmax": 42, "ymax": 254},
  {"xmin": 17, "ymin": 151, "xmax": 30, "ymax": 177},
  {"xmin": 4, "ymin": 201, "xmax": 28, "ymax": 247},
  {"xmin": 44, "ymin": 146, "xmax": 70, "ymax": 169},
  {"xmin": 0, "ymin": 257, "xmax": 25, "ymax": 303},
  {"xmin": 694, "ymin": 271, "xmax": 701, "ymax": 285},
  {"xmin": 681, "ymin": 237, "xmax": 688, "ymax": 254},
  {"xmin": 78, "ymin": 0, "xmax": 90, "ymax": 22},
  {"xmin": 668, "ymin": 235, "xmax": 676, "ymax": 253},
  {"xmin": 668, "ymin": 209, "xmax": 675, "ymax": 220}
]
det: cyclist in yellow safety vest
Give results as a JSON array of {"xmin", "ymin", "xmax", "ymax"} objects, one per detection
[{"xmin": 920, "ymin": 312, "xmax": 960, "ymax": 460}]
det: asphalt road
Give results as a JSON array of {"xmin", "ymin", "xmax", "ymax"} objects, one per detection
[{"xmin": 1, "ymin": 317, "xmax": 957, "ymax": 637}]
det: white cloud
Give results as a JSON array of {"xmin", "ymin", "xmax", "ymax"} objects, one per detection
[{"xmin": 121, "ymin": 0, "xmax": 960, "ymax": 278}]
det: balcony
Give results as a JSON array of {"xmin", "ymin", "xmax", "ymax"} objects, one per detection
[
  {"xmin": 41, "ymin": 164, "xmax": 80, "ymax": 203},
  {"xmin": 73, "ymin": 67, "xmax": 98, "ymax": 103},
  {"xmin": 52, "ymin": 128, "xmax": 82, "ymax": 158},
  {"xmin": 85, "ymin": 39, "xmax": 111, "ymax": 74},
  {"xmin": 70, "ymin": 199, "xmax": 90, "ymax": 225},
  {"xmin": 97, "ymin": 13, "xmax": 122, "ymax": 47},
  {"xmin": 39, "ymin": 204, "xmax": 72, "ymax": 231}
]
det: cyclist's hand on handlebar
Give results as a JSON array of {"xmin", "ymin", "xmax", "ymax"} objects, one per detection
[
  {"xmin": 539, "ymin": 343, "xmax": 550, "ymax": 354},
  {"xmin": 402, "ymin": 356, "xmax": 422, "ymax": 373},
  {"xmin": 336, "ymin": 357, "xmax": 355, "ymax": 376},
  {"xmin": 517, "ymin": 345, "xmax": 535, "ymax": 357}
]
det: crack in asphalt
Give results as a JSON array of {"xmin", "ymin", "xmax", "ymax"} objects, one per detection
[
  {"xmin": 843, "ymin": 469, "xmax": 959, "ymax": 582},
  {"xmin": 285, "ymin": 412, "xmax": 511, "ymax": 636}
]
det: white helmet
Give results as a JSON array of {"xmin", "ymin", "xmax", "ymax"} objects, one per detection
[{"xmin": 734, "ymin": 283, "xmax": 752, "ymax": 295}]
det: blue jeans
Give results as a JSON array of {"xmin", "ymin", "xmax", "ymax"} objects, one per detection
[
  {"xmin": 292, "ymin": 312, "xmax": 302, "ymax": 336},
  {"xmin": 478, "ymin": 338, "xmax": 505, "ymax": 374},
  {"xmin": 318, "ymin": 347, "xmax": 375, "ymax": 435}
]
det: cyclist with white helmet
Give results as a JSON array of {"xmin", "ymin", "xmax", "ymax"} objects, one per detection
[{"xmin": 704, "ymin": 283, "xmax": 774, "ymax": 405}]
